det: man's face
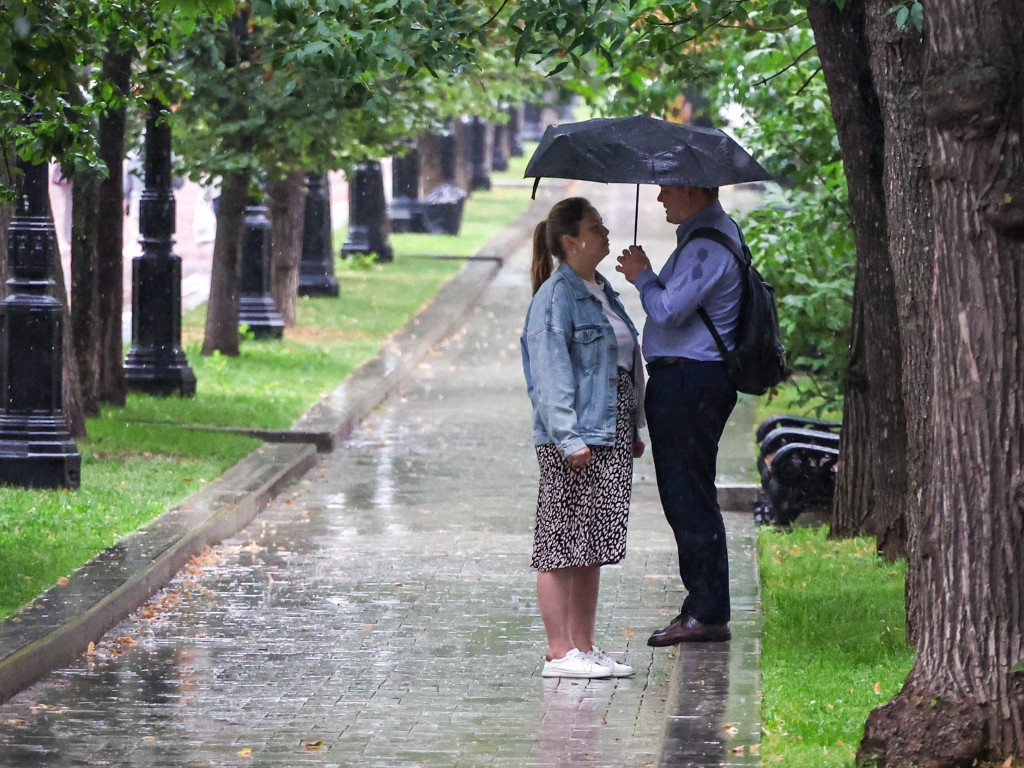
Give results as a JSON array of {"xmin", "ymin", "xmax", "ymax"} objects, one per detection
[{"xmin": 657, "ymin": 185, "xmax": 699, "ymax": 225}]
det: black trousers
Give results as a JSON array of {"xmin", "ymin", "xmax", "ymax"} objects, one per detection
[{"xmin": 645, "ymin": 359, "xmax": 737, "ymax": 625}]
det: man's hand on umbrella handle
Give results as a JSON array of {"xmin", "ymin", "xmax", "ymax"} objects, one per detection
[{"xmin": 616, "ymin": 245, "xmax": 651, "ymax": 283}]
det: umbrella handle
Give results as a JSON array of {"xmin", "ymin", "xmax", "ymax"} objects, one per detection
[{"xmin": 633, "ymin": 184, "xmax": 639, "ymax": 245}]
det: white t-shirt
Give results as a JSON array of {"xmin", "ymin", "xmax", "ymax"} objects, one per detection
[{"xmin": 585, "ymin": 281, "xmax": 636, "ymax": 372}]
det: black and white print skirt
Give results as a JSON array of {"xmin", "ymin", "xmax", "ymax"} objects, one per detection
[{"xmin": 531, "ymin": 370, "xmax": 635, "ymax": 571}]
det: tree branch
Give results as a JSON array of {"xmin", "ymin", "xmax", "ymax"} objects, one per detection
[{"xmin": 751, "ymin": 45, "xmax": 816, "ymax": 87}]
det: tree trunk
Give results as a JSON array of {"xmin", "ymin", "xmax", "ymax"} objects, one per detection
[
  {"xmin": 807, "ymin": 0, "xmax": 909, "ymax": 558},
  {"xmin": 201, "ymin": 171, "xmax": 248, "ymax": 356},
  {"xmin": 70, "ymin": 167, "xmax": 101, "ymax": 417},
  {"xmin": 863, "ymin": 0, "xmax": 933, "ymax": 641},
  {"xmin": 859, "ymin": 2, "xmax": 1024, "ymax": 764},
  {"xmin": 95, "ymin": 41, "xmax": 131, "ymax": 407},
  {"xmin": 201, "ymin": 8, "xmax": 252, "ymax": 357},
  {"xmin": 267, "ymin": 170, "xmax": 306, "ymax": 327},
  {"xmin": 48, "ymin": 186, "xmax": 86, "ymax": 439},
  {"xmin": 418, "ymin": 132, "xmax": 444, "ymax": 196}
]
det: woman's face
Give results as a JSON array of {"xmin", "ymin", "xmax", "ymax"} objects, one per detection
[{"xmin": 566, "ymin": 208, "xmax": 610, "ymax": 264}]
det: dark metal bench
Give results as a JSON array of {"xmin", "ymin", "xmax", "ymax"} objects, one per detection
[{"xmin": 753, "ymin": 416, "xmax": 841, "ymax": 526}]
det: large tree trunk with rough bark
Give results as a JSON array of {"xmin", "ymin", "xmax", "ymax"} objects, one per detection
[
  {"xmin": 95, "ymin": 41, "xmax": 130, "ymax": 407},
  {"xmin": 858, "ymin": 2, "xmax": 1024, "ymax": 765},
  {"xmin": 863, "ymin": 0, "xmax": 933, "ymax": 642},
  {"xmin": 807, "ymin": 0, "xmax": 909, "ymax": 558},
  {"xmin": 70, "ymin": 167, "xmax": 101, "ymax": 416},
  {"xmin": 267, "ymin": 170, "xmax": 306, "ymax": 327}
]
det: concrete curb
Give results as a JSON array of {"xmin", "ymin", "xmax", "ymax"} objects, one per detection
[
  {"xmin": 0, "ymin": 190, "xmax": 554, "ymax": 706},
  {"xmin": 0, "ymin": 443, "xmax": 316, "ymax": 704},
  {"xmin": 719, "ymin": 483, "xmax": 760, "ymax": 513}
]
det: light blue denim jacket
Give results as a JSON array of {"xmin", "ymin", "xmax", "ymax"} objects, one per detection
[{"xmin": 521, "ymin": 262, "xmax": 646, "ymax": 458}]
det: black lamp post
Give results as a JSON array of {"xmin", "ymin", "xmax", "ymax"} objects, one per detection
[
  {"xmin": 0, "ymin": 156, "xmax": 81, "ymax": 488},
  {"xmin": 123, "ymin": 100, "xmax": 196, "ymax": 397},
  {"xmin": 298, "ymin": 172, "xmax": 340, "ymax": 297},
  {"xmin": 389, "ymin": 149, "xmax": 425, "ymax": 233},
  {"xmin": 492, "ymin": 121, "xmax": 509, "ymax": 173},
  {"xmin": 238, "ymin": 203, "xmax": 284, "ymax": 339},
  {"xmin": 341, "ymin": 161, "xmax": 393, "ymax": 263},
  {"xmin": 507, "ymin": 106, "xmax": 524, "ymax": 157},
  {"xmin": 469, "ymin": 116, "xmax": 492, "ymax": 192},
  {"xmin": 522, "ymin": 101, "xmax": 545, "ymax": 141}
]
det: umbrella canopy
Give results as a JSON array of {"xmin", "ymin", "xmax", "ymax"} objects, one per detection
[
  {"xmin": 524, "ymin": 115, "xmax": 772, "ymax": 192},
  {"xmin": 524, "ymin": 115, "xmax": 772, "ymax": 243}
]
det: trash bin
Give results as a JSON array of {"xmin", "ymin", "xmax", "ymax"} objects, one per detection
[{"xmin": 422, "ymin": 183, "xmax": 467, "ymax": 235}]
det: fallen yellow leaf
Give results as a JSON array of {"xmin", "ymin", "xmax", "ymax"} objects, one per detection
[
  {"xmin": 874, "ymin": 682, "xmax": 882, "ymax": 694},
  {"xmin": 304, "ymin": 740, "xmax": 323, "ymax": 750},
  {"xmin": 237, "ymin": 747, "xmax": 252, "ymax": 757},
  {"xmin": 57, "ymin": 577, "xmax": 70, "ymax": 587}
]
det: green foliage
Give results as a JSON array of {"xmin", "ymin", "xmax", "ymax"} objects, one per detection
[
  {"xmin": 759, "ymin": 526, "xmax": 913, "ymax": 766},
  {"xmin": 0, "ymin": 0, "xmax": 234, "ymax": 195},
  {"xmin": 740, "ymin": 182, "xmax": 854, "ymax": 410},
  {"xmin": 888, "ymin": 1, "xmax": 923, "ymax": 32},
  {"xmin": 170, "ymin": 1, "xmax": 543, "ymax": 186}
]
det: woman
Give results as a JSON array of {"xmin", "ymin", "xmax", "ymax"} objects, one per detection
[{"xmin": 520, "ymin": 197, "xmax": 646, "ymax": 679}]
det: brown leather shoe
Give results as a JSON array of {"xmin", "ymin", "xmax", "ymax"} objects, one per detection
[{"xmin": 647, "ymin": 615, "xmax": 731, "ymax": 646}]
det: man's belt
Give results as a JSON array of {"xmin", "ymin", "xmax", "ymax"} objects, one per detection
[{"xmin": 645, "ymin": 356, "xmax": 686, "ymax": 374}]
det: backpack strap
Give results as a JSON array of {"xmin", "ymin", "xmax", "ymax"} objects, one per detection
[{"xmin": 685, "ymin": 224, "xmax": 749, "ymax": 356}]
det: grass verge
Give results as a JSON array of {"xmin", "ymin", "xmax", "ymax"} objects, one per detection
[
  {"xmin": 759, "ymin": 525, "xmax": 913, "ymax": 766},
  {"xmin": 0, "ymin": 160, "xmax": 536, "ymax": 620}
]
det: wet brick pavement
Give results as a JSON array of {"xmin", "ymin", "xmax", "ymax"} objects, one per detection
[{"xmin": 0, "ymin": 183, "xmax": 762, "ymax": 767}]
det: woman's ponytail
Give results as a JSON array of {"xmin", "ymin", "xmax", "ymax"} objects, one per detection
[{"xmin": 531, "ymin": 220, "xmax": 555, "ymax": 295}]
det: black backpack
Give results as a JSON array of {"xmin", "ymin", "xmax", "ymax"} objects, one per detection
[{"xmin": 690, "ymin": 225, "xmax": 788, "ymax": 396}]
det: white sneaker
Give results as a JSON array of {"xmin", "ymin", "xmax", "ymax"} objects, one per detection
[
  {"xmin": 542, "ymin": 648, "xmax": 613, "ymax": 678},
  {"xmin": 582, "ymin": 647, "xmax": 635, "ymax": 678}
]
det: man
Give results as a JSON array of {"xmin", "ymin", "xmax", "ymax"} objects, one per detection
[{"xmin": 615, "ymin": 185, "xmax": 742, "ymax": 645}]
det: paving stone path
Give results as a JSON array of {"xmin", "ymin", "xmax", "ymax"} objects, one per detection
[{"xmin": 0, "ymin": 183, "xmax": 761, "ymax": 768}]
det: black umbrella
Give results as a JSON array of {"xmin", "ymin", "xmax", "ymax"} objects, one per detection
[{"xmin": 524, "ymin": 115, "xmax": 772, "ymax": 241}]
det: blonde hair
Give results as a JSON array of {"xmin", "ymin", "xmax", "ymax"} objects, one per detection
[{"xmin": 530, "ymin": 197, "xmax": 592, "ymax": 294}]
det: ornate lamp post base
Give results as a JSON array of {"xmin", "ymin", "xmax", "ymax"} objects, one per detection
[
  {"xmin": 0, "ymin": 155, "xmax": 81, "ymax": 489},
  {"xmin": 123, "ymin": 351, "xmax": 197, "ymax": 397},
  {"xmin": 341, "ymin": 161, "xmax": 393, "ymax": 263},
  {"xmin": 239, "ymin": 204, "xmax": 285, "ymax": 340},
  {"xmin": 0, "ymin": 413, "xmax": 82, "ymax": 488}
]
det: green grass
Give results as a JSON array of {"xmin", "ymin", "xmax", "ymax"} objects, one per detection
[
  {"xmin": 0, "ymin": 169, "xmax": 534, "ymax": 620},
  {"xmin": 759, "ymin": 526, "xmax": 914, "ymax": 766}
]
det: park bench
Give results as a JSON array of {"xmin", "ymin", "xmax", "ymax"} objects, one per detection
[{"xmin": 753, "ymin": 415, "xmax": 841, "ymax": 526}]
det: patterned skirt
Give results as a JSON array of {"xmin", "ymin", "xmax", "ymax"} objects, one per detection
[{"xmin": 531, "ymin": 370, "xmax": 635, "ymax": 571}]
